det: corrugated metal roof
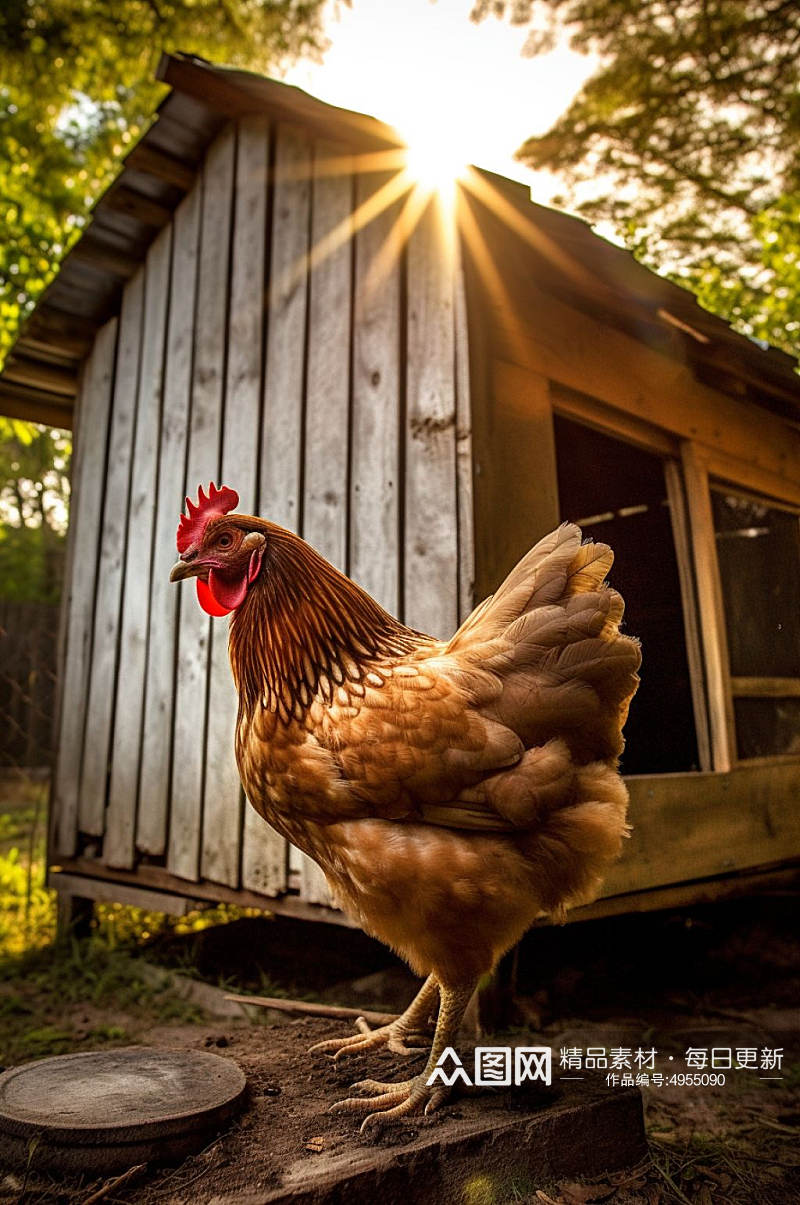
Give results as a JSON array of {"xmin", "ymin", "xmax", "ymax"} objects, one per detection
[{"xmin": 1, "ymin": 52, "xmax": 797, "ymax": 428}]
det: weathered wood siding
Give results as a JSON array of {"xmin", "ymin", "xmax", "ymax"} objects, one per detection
[{"xmin": 52, "ymin": 118, "xmax": 474, "ymax": 909}]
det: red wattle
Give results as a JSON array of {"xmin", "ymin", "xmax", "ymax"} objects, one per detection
[
  {"xmin": 208, "ymin": 567, "xmax": 249, "ymax": 611},
  {"xmin": 196, "ymin": 578, "xmax": 232, "ymax": 617}
]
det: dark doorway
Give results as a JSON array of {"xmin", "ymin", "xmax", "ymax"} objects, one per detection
[{"xmin": 553, "ymin": 413, "xmax": 700, "ymax": 774}]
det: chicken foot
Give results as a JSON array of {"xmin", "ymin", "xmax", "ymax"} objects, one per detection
[
  {"xmin": 329, "ymin": 981, "xmax": 475, "ymax": 1132},
  {"xmin": 308, "ymin": 974, "xmax": 439, "ymax": 1060}
]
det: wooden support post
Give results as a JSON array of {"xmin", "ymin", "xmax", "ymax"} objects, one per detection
[{"xmin": 56, "ymin": 890, "xmax": 94, "ymax": 942}]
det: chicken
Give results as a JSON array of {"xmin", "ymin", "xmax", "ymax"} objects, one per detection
[{"xmin": 170, "ymin": 483, "xmax": 640, "ymax": 1129}]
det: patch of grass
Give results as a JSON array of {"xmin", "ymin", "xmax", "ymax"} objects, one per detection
[
  {"xmin": 0, "ymin": 937, "xmax": 206, "ymax": 1064},
  {"xmin": 0, "ymin": 782, "xmax": 262, "ymax": 1065}
]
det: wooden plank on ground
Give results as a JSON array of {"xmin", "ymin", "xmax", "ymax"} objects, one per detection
[
  {"xmin": 605, "ymin": 761, "xmax": 800, "ymax": 895},
  {"xmin": 350, "ymin": 170, "xmax": 401, "ymax": 614},
  {"xmin": 79, "ymin": 273, "xmax": 145, "ymax": 836},
  {"xmin": 137, "ymin": 185, "xmax": 202, "ymax": 856},
  {"xmin": 168, "ymin": 126, "xmax": 235, "ymax": 882},
  {"xmin": 203, "ymin": 117, "xmax": 269, "ymax": 888},
  {"xmin": 404, "ymin": 197, "xmax": 458, "ymax": 637},
  {"xmin": 104, "ymin": 226, "xmax": 172, "ymax": 867},
  {"xmin": 53, "ymin": 318, "xmax": 117, "ymax": 857},
  {"xmin": 260, "ymin": 125, "xmax": 311, "ymax": 534}
]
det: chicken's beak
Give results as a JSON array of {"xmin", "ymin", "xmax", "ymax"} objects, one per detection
[{"xmin": 169, "ymin": 558, "xmax": 199, "ymax": 583}]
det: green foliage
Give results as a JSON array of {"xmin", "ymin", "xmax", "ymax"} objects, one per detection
[
  {"xmin": 0, "ymin": 0, "xmax": 327, "ymax": 367},
  {"xmin": 0, "ymin": 785, "xmax": 263, "ymax": 1062},
  {"xmin": 0, "ymin": 417, "xmax": 70, "ymax": 602},
  {"xmin": 473, "ymin": 0, "xmax": 800, "ymax": 355}
]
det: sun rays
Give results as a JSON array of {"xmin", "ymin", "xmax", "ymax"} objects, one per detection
[{"xmin": 271, "ymin": 140, "xmax": 549, "ymax": 324}]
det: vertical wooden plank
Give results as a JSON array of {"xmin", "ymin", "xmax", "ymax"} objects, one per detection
[
  {"xmin": 231, "ymin": 123, "xmax": 285, "ymax": 898},
  {"xmin": 404, "ymin": 196, "xmax": 458, "ymax": 637},
  {"xmin": 350, "ymin": 170, "xmax": 401, "ymax": 613},
  {"xmin": 453, "ymin": 253, "xmax": 475, "ymax": 622},
  {"xmin": 79, "ymin": 273, "xmax": 144, "ymax": 836},
  {"xmin": 260, "ymin": 126, "xmax": 311, "ymax": 533},
  {"xmin": 168, "ymin": 126, "xmax": 235, "ymax": 882},
  {"xmin": 203, "ymin": 117, "xmax": 269, "ymax": 888},
  {"xmin": 294, "ymin": 144, "xmax": 356, "ymax": 906},
  {"xmin": 257, "ymin": 126, "xmax": 312, "ymax": 900},
  {"xmin": 681, "ymin": 441, "xmax": 736, "ymax": 771},
  {"xmin": 53, "ymin": 318, "xmax": 117, "ymax": 856},
  {"xmin": 303, "ymin": 143, "xmax": 353, "ymax": 572},
  {"xmin": 105, "ymin": 225, "xmax": 172, "ymax": 868},
  {"xmin": 664, "ymin": 459, "xmax": 712, "ymax": 772},
  {"xmin": 137, "ymin": 184, "xmax": 202, "ymax": 855},
  {"xmin": 474, "ymin": 360, "xmax": 559, "ymax": 602}
]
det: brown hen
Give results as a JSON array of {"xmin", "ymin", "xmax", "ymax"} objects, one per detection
[{"xmin": 170, "ymin": 484, "xmax": 640, "ymax": 1129}]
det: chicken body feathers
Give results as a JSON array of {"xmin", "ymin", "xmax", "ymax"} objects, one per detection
[
  {"xmin": 234, "ymin": 522, "xmax": 640, "ymax": 974},
  {"xmin": 240, "ymin": 524, "xmax": 638, "ymax": 833}
]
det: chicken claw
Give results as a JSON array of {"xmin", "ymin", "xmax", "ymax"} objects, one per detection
[
  {"xmin": 326, "ymin": 982, "xmax": 474, "ymax": 1133},
  {"xmin": 330, "ymin": 1074, "xmax": 449, "ymax": 1133},
  {"xmin": 308, "ymin": 974, "xmax": 439, "ymax": 1061},
  {"xmin": 308, "ymin": 1020, "xmax": 430, "ymax": 1060}
]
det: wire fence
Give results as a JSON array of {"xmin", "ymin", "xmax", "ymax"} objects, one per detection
[{"xmin": 0, "ymin": 600, "xmax": 59, "ymax": 770}]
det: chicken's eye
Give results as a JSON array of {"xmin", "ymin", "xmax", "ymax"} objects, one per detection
[{"xmin": 218, "ymin": 532, "xmax": 234, "ymax": 549}]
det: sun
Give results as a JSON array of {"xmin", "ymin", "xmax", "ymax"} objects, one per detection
[{"xmin": 402, "ymin": 133, "xmax": 468, "ymax": 210}]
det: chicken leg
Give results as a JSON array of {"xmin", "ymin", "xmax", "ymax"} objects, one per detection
[
  {"xmin": 309, "ymin": 974, "xmax": 439, "ymax": 1060},
  {"xmin": 328, "ymin": 981, "xmax": 475, "ymax": 1132}
]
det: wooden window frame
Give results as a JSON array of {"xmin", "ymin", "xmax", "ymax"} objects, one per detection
[
  {"xmin": 552, "ymin": 393, "xmax": 711, "ymax": 774},
  {"xmin": 703, "ymin": 471, "xmax": 800, "ymax": 768},
  {"xmin": 553, "ymin": 388, "xmax": 800, "ymax": 776}
]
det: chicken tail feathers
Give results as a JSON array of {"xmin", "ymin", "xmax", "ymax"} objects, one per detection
[{"xmin": 447, "ymin": 521, "xmax": 640, "ymax": 769}]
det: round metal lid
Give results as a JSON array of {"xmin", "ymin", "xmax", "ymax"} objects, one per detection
[{"xmin": 0, "ymin": 1046, "xmax": 247, "ymax": 1146}]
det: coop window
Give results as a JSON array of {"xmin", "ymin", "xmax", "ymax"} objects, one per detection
[
  {"xmin": 711, "ymin": 487, "xmax": 800, "ymax": 760},
  {"xmin": 553, "ymin": 414, "xmax": 701, "ymax": 776}
]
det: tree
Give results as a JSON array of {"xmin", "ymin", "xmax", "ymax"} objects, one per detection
[
  {"xmin": 0, "ymin": 419, "xmax": 71, "ymax": 604},
  {"xmin": 0, "ymin": 0, "xmax": 327, "ymax": 367},
  {"xmin": 472, "ymin": 0, "xmax": 800, "ymax": 354}
]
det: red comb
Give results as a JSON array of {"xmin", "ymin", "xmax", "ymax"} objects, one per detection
[{"xmin": 177, "ymin": 483, "xmax": 239, "ymax": 552}]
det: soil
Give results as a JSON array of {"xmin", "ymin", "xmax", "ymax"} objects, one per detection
[{"xmin": 1, "ymin": 896, "xmax": 798, "ymax": 1204}]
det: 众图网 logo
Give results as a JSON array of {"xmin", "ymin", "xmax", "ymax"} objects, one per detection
[{"xmin": 426, "ymin": 1046, "xmax": 552, "ymax": 1088}]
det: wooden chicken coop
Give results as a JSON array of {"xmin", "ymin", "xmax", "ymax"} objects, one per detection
[{"xmin": 2, "ymin": 54, "xmax": 799, "ymax": 926}]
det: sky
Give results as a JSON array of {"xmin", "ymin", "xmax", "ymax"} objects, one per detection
[{"xmin": 282, "ymin": 0, "xmax": 597, "ymax": 206}]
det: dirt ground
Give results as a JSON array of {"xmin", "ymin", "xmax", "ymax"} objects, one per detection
[{"xmin": 1, "ymin": 894, "xmax": 798, "ymax": 1204}]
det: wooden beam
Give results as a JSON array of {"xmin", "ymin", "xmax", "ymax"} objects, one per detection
[
  {"xmin": 50, "ymin": 871, "xmax": 205, "ymax": 916},
  {"xmin": 104, "ymin": 184, "xmax": 173, "ymax": 229},
  {"xmin": 157, "ymin": 53, "xmax": 401, "ymax": 153},
  {"xmin": 664, "ymin": 459, "xmax": 712, "ymax": 771},
  {"xmin": 471, "ymin": 359, "xmax": 560, "ymax": 601},
  {"xmin": 605, "ymin": 760, "xmax": 800, "ymax": 896},
  {"xmin": 681, "ymin": 442, "xmax": 736, "ymax": 771},
  {"xmin": 0, "ymin": 383, "xmax": 74, "ymax": 428},
  {"xmin": 3, "ymin": 355, "xmax": 77, "ymax": 398},
  {"xmin": 567, "ymin": 862, "xmax": 800, "ymax": 924},
  {"xmin": 49, "ymin": 856, "xmax": 359, "ymax": 928},
  {"xmin": 731, "ymin": 677, "xmax": 800, "ymax": 697},
  {"xmin": 551, "ymin": 382, "xmax": 678, "ymax": 458},
  {"xmin": 125, "ymin": 141, "xmax": 195, "ymax": 190},
  {"xmin": 71, "ymin": 240, "xmax": 140, "ymax": 280},
  {"xmin": 485, "ymin": 274, "xmax": 800, "ymax": 507}
]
